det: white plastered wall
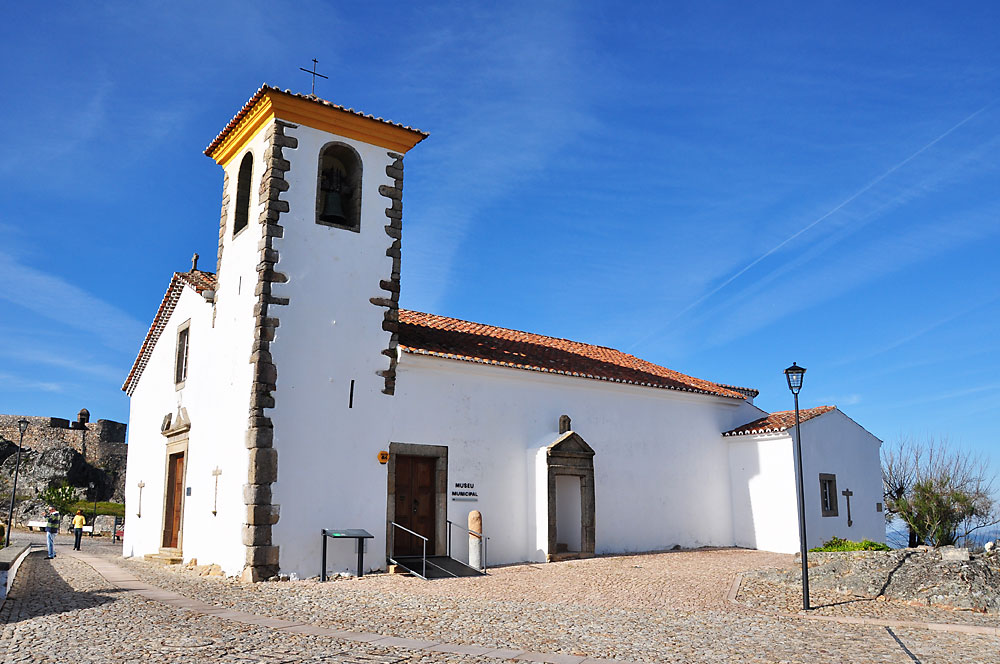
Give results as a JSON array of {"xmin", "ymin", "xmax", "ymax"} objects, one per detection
[
  {"xmin": 389, "ymin": 353, "xmax": 763, "ymax": 567},
  {"xmin": 727, "ymin": 433, "xmax": 799, "ymax": 553},
  {"xmin": 264, "ymin": 122, "xmax": 400, "ymax": 576},
  {"xmin": 123, "ymin": 124, "xmax": 271, "ymax": 575},
  {"xmin": 725, "ymin": 408, "xmax": 885, "ymax": 554},
  {"xmin": 800, "ymin": 409, "xmax": 884, "ymax": 548}
]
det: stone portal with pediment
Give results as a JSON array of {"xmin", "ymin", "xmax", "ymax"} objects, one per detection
[{"xmin": 545, "ymin": 429, "xmax": 596, "ymax": 561}]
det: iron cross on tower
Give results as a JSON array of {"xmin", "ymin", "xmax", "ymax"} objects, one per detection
[{"xmin": 299, "ymin": 59, "xmax": 329, "ymax": 95}]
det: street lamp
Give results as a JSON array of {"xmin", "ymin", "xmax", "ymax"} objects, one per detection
[
  {"xmin": 5, "ymin": 419, "xmax": 29, "ymax": 548},
  {"xmin": 784, "ymin": 362, "xmax": 810, "ymax": 611},
  {"xmin": 89, "ymin": 482, "xmax": 97, "ymax": 537}
]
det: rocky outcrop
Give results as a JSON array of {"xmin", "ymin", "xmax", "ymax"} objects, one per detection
[
  {"xmin": 0, "ymin": 446, "xmax": 122, "ymax": 525},
  {"xmin": 750, "ymin": 548, "xmax": 1000, "ymax": 613}
]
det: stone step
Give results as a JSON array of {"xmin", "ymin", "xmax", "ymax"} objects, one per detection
[{"xmin": 144, "ymin": 552, "xmax": 183, "ymax": 565}]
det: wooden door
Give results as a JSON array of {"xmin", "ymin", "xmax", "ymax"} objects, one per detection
[
  {"xmin": 393, "ymin": 455, "xmax": 437, "ymax": 556},
  {"xmin": 162, "ymin": 452, "xmax": 185, "ymax": 548}
]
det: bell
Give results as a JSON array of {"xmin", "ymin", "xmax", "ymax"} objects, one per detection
[{"xmin": 320, "ymin": 189, "xmax": 347, "ymax": 224}]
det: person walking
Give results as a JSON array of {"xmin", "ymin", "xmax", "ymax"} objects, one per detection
[
  {"xmin": 72, "ymin": 510, "xmax": 86, "ymax": 550},
  {"xmin": 45, "ymin": 507, "xmax": 60, "ymax": 559}
]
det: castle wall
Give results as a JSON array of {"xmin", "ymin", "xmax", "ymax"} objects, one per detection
[{"xmin": 0, "ymin": 414, "xmax": 126, "ymax": 466}]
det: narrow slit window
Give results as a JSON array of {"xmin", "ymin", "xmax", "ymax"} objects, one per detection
[
  {"xmin": 819, "ymin": 473, "xmax": 838, "ymax": 517},
  {"xmin": 233, "ymin": 152, "xmax": 253, "ymax": 236},
  {"xmin": 174, "ymin": 323, "xmax": 190, "ymax": 387}
]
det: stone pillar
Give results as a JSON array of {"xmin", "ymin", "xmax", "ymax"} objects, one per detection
[
  {"xmin": 241, "ymin": 119, "xmax": 296, "ymax": 583},
  {"xmin": 468, "ymin": 510, "xmax": 483, "ymax": 570}
]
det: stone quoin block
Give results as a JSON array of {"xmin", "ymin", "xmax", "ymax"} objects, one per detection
[
  {"xmin": 242, "ymin": 483, "xmax": 272, "ymax": 505},
  {"xmin": 241, "ymin": 524, "xmax": 272, "ymax": 546},
  {"xmin": 246, "ymin": 504, "xmax": 280, "ymax": 525},
  {"xmin": 244, "ymin": 427, "xmax": 273, "ymax": 449},
  {"xmin": 245, "ymin": 545, "xmax": 280, "ymax": 567},
  {"xmin": 247, "ymin": 448, "xmax": 277, "ymax": 484}
]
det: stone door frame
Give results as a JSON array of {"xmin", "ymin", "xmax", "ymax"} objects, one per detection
[
  {"xmin": 546, "ymin": 431, "xmax": 596, "ymax": 561},
  {"xmin": 160, "ymin": 438, "xmax": 188, "ymax": 552},
  {"xmin": 159, "ymin": 408, "xmax": 190, "ymax": 553},
  {"xmin": 385, "ymin": 442, "xmax": 448, "ymax": 559}
]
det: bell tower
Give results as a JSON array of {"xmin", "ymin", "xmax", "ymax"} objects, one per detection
[{"xmin": 206, "ymin": 85, "xmax": 427, "ymax": 581}]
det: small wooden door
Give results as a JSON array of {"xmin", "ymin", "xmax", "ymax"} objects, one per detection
[
  {"xmin": 393, "ymin": 455, "xmax": 437, "ymax": 556},
  {"xmin": 162, "ymin": 452, "xmax": 185, "ymax": 548}
]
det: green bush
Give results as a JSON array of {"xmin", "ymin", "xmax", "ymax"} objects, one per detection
[
  {"xmin": 810, "ymin": 536, "xmax": 891, "ymax": 552},
  {"xmin": 40, "ymin": 481, "xmax": 76, "ymax": 514}
]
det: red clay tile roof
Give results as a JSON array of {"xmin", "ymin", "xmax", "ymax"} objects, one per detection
[
  {"xmin": 723, "ymin": 406, "xmax": 836, "ymax": 436},
  {"xmin": 397, "ymin": 311, "xmax": 745, "ymax": 399},
  {"xmin": 124, "ymin": 272, "xmax": 744, "ymax": 400},
  {"xmin": 122, "ymin": 270, "xmax": 216, "ymax": 396},
  {"xmin": 204, "ymin": 84, "xmax": 428, "ymax": 157},
  {"xmin": 718, "ymin": 384, "xmax": 759, "ymax": 400}
]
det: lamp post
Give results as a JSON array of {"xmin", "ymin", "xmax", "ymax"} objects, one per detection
[
  {"xmin": 5, "ymin": 419, "xmax": 29, "ymax": 548},
  {"xmin": 784, "ymin": 362, "xmax": 810, "ymax": 611},
  {"xmin": 89, "ymin": 482, "xmax": 97, "ymax": 537}
]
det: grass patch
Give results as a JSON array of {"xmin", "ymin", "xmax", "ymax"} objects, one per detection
[
  {"xmin": 810, "ymin": 536, "xmax": 891, "ymax": 552},
  {"xmin": 67, "ymin": 501, "xmax": 125, "ymax": 519}
]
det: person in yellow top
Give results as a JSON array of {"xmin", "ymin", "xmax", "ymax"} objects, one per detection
[{"xmin": 72, "ymin": 510, "xmax": 87, "ymax": 550}]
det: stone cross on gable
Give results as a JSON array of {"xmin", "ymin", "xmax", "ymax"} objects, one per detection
[{"xmin": 842, "ymin": 488, "xmax": 854, "ymax": 527}]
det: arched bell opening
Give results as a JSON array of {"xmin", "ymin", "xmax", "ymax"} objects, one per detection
[{"xmin": 316, "ymin": 142, "xmax": 363, "ymax": 231}]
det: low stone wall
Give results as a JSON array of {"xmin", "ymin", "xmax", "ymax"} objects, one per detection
[
  {"xmin": 753, "ymin": 548, "xmax": 1000, "ymax": 613},
  {"xmin": 0, "ymin": 543, "xmax": 32, "ymax": 602}
]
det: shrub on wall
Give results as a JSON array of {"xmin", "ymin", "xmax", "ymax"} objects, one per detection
[{"xmin": 810, "ymin": 536, "xmax": 891, "ymax": 552}]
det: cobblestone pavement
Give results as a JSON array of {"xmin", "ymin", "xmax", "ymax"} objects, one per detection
[
  {"xmin": 2, "ymin": 539, "xmax": 999, "ymax": 663},
  {"xmin": 0, "ymin": 548, "xmax": 478, "ymax": 664}
]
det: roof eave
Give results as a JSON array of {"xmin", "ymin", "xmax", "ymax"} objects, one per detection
[{"xmin": 400, "ymin": 346, "xmax": 746, "ymax": 401}]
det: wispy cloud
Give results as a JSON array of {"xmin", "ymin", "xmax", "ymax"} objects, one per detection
[
  {"xmin": 397, "ymin": 6, "xmax": 597, "ymax": 311},
  {"xmin": 0, "ymin": 77, "xmax": 112, "ymax": 178},
  {"xmin": 884, "ymin": 382, "xmax": 1000, "ymax": 410},
  {"xmin": 0, "ymin": 372, "xmax": 63, "ymax": 393},
  {"xmin": 815, "ymin": 393, "xmax": 862, "ymax": 407},
  {"xmin": 0, "ymin": 251, "xmax": 145, "ymax": 350},
  {"xmin": 832, "ymin": 292, "xmax": 1000, "ymax": 368},
  {"xmin": 0, "ymin": 345, "xmax": 123, "ymax": 381},
  {"xmin": 628, "ymin": 103, "xmax": 996, "ymax": 351},
  {"xmin": 684, "ymin": 204, "xmax": 1000, "ymax": 351}
]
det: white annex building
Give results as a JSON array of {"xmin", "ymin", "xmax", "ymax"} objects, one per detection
[{"xmin": 122, "ymin": 86, "xmax": 885, "ymax": 581}]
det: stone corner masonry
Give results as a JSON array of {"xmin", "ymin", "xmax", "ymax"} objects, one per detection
[
  {"xmin": 241, "ymin": 119, "xmax": 297, "ymax": 582},
  {"xmin": 371, "ymin": 151, "xmax": 404, "ymax": 396}
]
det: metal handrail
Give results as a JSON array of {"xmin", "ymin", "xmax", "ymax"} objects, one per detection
[
  {"xmin": 446, "ymin": 519, "xmax": 489, "ymax": 572},
  {"xmin": 388, "ymin": 521, "xmax": 427, "ymax": 579}
]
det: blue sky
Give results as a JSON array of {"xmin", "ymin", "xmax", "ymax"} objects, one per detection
[{"xmin": 1, "ymin": 3, "xmax": 998, "ymax": 477}]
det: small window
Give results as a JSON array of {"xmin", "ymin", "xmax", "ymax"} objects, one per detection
[
  {"xmin": 174, "ymin": 322, "xmax": 190, "ymax": 388},
  {"xmin": 316, "ymin": 143, "xmax": 362, "ymax": 231},
  {"xmin": 819, "ymin": 473, "xmax": 838, "ymax": 517},
  {"xmin": 233, "ymin": 152, "xmax": 253, "ymax": 236}
]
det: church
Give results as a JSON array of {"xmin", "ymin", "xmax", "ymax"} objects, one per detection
[{"xmin": 122, "ymin": 85, "xmax": 884, "ymax": 581}]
